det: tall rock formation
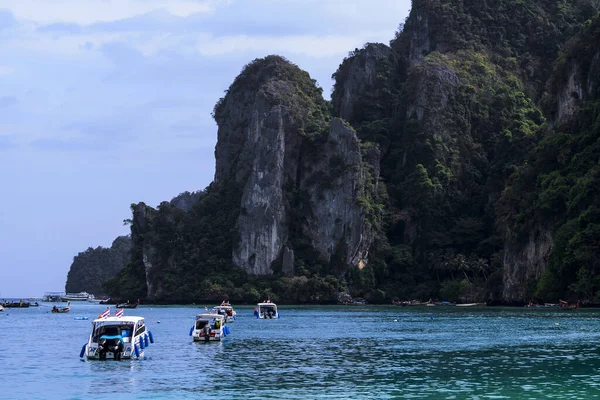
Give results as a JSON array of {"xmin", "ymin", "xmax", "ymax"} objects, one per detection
[
  {"xmin": 101, "ymin": 2, "xmax": 600, "ymax": 305},
  {"xmin": 331, "ymin": 0, "xmax": 599, "ymax": 303},
  {"xmin": 65, "ymin": 236, "xmax": 131, "ymax": 295},
  {"xmin": 213, "ymin": 56, "xmax": 378, "ymax": 276}
]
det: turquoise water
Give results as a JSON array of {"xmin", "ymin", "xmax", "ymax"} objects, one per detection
[{"xmin": 1, "ymin": 304, "xmax": 600, "ymax": 399}]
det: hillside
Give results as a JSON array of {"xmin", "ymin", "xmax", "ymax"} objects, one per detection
[{"xmin": 95, "ymin": 0, "xmax": 600, "ymax": 304}]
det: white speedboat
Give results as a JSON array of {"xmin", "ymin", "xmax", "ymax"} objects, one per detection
[
  {"xmin": 0, "ymin": 305, "xmax": 3, "ymax": 312},
  {"xmin": 80, "ymin": 315, "xmax": 154, "ymax": 360},
  {"xmin": 62, "ymin": 292, "xmax": 95, "ymax": 302},
  {"xmin": 254, "ymin": 302, "xmax": 279, "ymax": 319},
  {"xmin": 190, "ymin": 313, "xmax": 230, "ymax": 342},
  {"xmin": 213, "ymin": 305, "xmax": 237, "ymax": 322}
]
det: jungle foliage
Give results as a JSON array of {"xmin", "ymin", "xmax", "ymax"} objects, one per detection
[{"xmin": 103, "ymin": 2, "xmax": 600, "ymax": 305}]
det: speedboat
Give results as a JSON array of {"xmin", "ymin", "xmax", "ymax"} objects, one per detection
[
  {"xmin": 51, "ymin": 302, "xmax": 70, "ymax": 313},
  {"xmin": 213, "ymin": 305, "xmax": 237, "ymax": 322},
  {"xmin": 254, "ymin": 302, "xmax": 279, "ymax": 319},
  {"xmin": 190, "ymin": 313, "xmax": 230, "ymax": 342},
  {"xmin": 80, "ymin": 315, "xmax": 154, "ymax": 360}
]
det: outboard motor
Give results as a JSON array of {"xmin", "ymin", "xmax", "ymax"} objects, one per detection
[
  {"xmin": 98, "ymin": 338, "xmax": 124, "ymax": 360},
  {"xmin": 202, "ymin": 325, "xmax": 211, "ymax": 342}
]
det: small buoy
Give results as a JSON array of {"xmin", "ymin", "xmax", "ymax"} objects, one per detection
[
  {"xmin": 157, "ymin": 321, "xmax": 161, "ymax": 324},
  {"xmin": 581, "ymin": 328, "xmax": 585, "ymax": 331},
  {"xmin": 555, "ymin": 322, "xmax": 560, "ymax": 326},
  {"xmin": 430, "ymin": 316, "xmax": 434, "ymax": 321},
  {"xmin": 79, "ymin": 344, "xmax": 87, "ymax": 358},
  {"xmin": 394, "ymin": 319, "xmax": 398, "ymax": 322}
]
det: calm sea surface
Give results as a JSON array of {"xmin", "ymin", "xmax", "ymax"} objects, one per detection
[{"xmin": 1, "ymin": 304, "xmax": 600, "ymax": 399}]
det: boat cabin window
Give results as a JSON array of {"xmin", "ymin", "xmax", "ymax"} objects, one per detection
[
  {"xmin": 196, "ymin": 320, "xmax": 208, "ymax": 329},
  {"xmin": 134, "ymin": 322, "xmax": 146, "ymax": 337},
  {"xmin": 93, "ymin": 324, "xmax": 135, "ymax": 343}
]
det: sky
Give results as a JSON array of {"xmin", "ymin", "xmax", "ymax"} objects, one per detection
[{"xmin": 0, "ymin": 0, "xmax": 411, "ymax": 298}]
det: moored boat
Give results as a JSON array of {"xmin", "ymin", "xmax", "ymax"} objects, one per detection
[
  {"xmin": 254, "ymin": 302, "xmax": 279, "ymax": 319},
  {"xmin": 116, "ymin": 299, "xmax": 139, "ymax": 309},
  {"xmin": 62, "ymin": 292, "xmax": 95, "ymax": 302},
  {"xmin": 80, "ymin": 310, "xmax": 154, "ymax": 360},
  {"xmin": 2, "ymin": 300, "xmax": 30, "ymax": 308},
  {"xmin": 213, "ymin": 304, "xmax": 237, "ymax": 322},
  {"xmin": 43, "ymin": 292, "xmax": 65, "ymax": 302},
  {"xmin": 190, "ymin": 313, "xmax": 230, "ymax": 342},
  {"xmin": 52, "ymin": 302, "xmax": 71, "ymax": 313}
]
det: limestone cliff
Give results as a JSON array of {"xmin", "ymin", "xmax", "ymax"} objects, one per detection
[
  {"xmin": 213, "ymin": 56, "xmax": 378, "ymax": 276},
  {"xmin": 65, "ymin": 236, "xmax": 131, "ymax": 295},
  {"xmin": 102, "ymin": 2, "xmax": 600, "ymax": 305}
]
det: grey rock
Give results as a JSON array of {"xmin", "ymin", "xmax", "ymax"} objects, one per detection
[
  {"xmin": 282, "ymin": 246, "xmax": 294, "ymax": 276},
  {"xmin": 503, "ymin": 226, "xmax": 553, "ymax": 302}
]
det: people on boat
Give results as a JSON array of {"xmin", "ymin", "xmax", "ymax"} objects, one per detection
[{"xmin": 52, "ymin": 305, "xmax": 58, "ymax": 312}]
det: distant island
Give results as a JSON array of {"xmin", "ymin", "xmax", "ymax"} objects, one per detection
[{"xmin": 66, "ymin": 1, "xmax": 600, "ymax": 306}]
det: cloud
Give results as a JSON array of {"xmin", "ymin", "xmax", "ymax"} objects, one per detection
[
  {"xmin": 29, "ymin": 137, "xmax": 117, "ymax": 151},
  {"xmin": 0, "ymin": 9, "xmax": 16, "ymax": 30},
  {"xmin": 0, "ymin": 96, "xmax": 17, "ymax": 107},
  {"xmin": 0, "ymin": 66, "xmax": 13, "ymax": 75},
  {"xmin": 36, "ymin": 22, "xmax": 82, "ymax": 34},
  {"xmin": 195, "ymin": 32, "xmax": 393, "ymax": 58},
  {"xmin": 3, "ymin": 0, "xmax": 218, "ymax": 24},
  {"xmin": 0, "ymin": 135, "xmax": 16, "ymax": 150}
]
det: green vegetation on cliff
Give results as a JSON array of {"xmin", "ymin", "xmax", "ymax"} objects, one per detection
[
  {"xmin": 331, "ymin": 1, "xmax": 599, "ymax": 304},
  {"xmin": 98, "ymin": 2, "xmax": 600, "ymax": 305},
  {"xmin": 65, "ymin": 236, "xmax": 131, "ymax": 295},
  {"xmin": 500, "ymin": 13, "xmax": 600, "ymax": 302}
]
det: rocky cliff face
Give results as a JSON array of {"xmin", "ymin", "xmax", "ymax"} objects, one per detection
[
  {"xmin": 65, "ymin": 235, "xmax": 131, "ymax": 295},
  {"xmin": 331, "ymin": 43, "xmax": 393, "ymax": 124},
  {"xmin": 502, "ymin": 226, "xmax": 553, "ymax": 302},
  {"xmin": 213, "ymin": 56, "xmax": 379, "ymax": 276},
  {"xmin": 103, "ymin": 3, "xmax": 600, "ymax": 305},
  {"xmin": 299, "ymin": 119, "xmax": 376, "ymax": 269}
]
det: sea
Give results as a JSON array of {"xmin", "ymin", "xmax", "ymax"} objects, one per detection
[{"xmin": 1, "ymin": 303, "xmax": 600, "ymax": 399}]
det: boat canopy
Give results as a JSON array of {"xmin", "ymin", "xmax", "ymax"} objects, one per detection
[
  {"xmin": 196, "ymin": 313, "xmax": 225, "ymax": 321},
  {"xmin": 92, "ymin": 316, "xmax": 144, "ymax": 325}
]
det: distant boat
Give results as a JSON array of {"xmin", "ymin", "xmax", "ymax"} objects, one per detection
[
  {"xmin": 52, "ymin": 302, "xmax": 71, "ymax": 313},
  {"xmin": 116, "ymin": 299, "xmax": 140, "ymax": 309},
  {"xmin": 2, "ymin": 300, "xmax": 30, "ymax": 308},
  {"xmin": 43, "ymin": 292, "xmax": 65, "ymax": 302},
  {"xmin": 254, "ymin": 302, "xmax": 279, "ymax": 319},
  {"xmin": 455, "ymin": 303, "xmax": 478, "ymax": 307},
  {"xmin": 61, "ymin": 292, "xmax": 95, "ymax": 302}
]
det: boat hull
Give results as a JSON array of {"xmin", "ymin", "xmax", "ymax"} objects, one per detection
[
  {"xmin": 85, "ymin": 349, "xmax": 144, "ymax": 360},
  {"xmin": 258, "ymin": 313, "xmax": 279, "ymax": 319}
]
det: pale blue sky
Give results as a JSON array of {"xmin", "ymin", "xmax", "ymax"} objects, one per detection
[{"xmin": 0, "ymin": 0, "xmax": 411, "ymax": 298}]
